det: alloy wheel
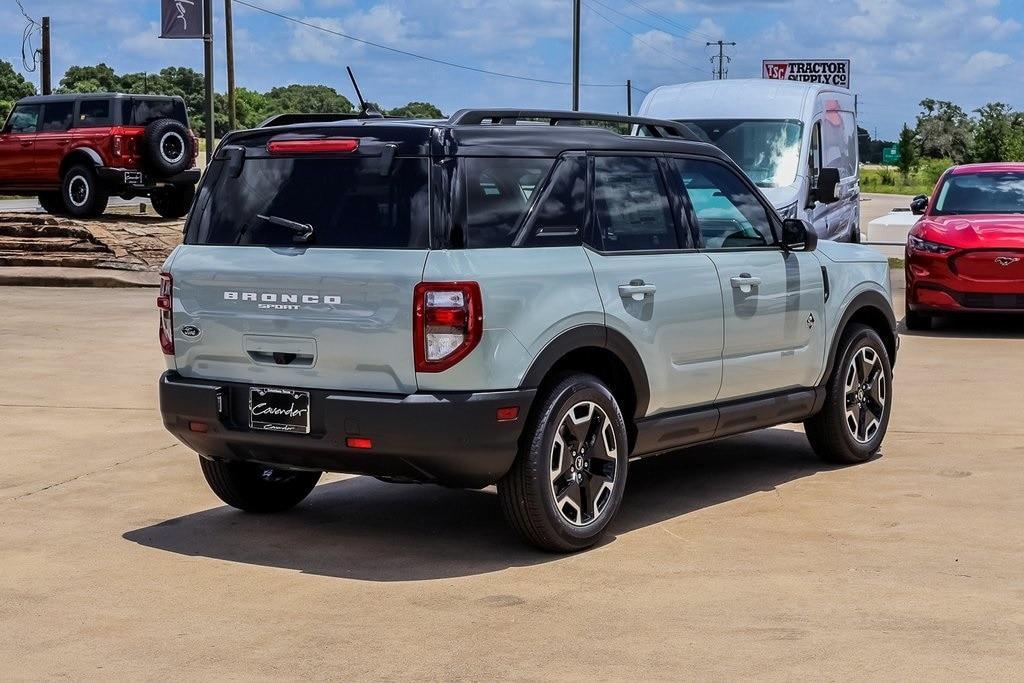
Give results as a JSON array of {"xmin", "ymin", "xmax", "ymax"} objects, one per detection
[
  {"xmin": 68, "ymin": 175, "xmax": 89, "ymax": 207},
  {"xmin": 549, "ymin": 400, "xmax": 618, "ymax": 526},
  {"xmin": 160, "ymin": 131, "xmax": 185, "ymax": 164},
  {"xmin": 844, "ymin": 346, "xmax": 887, "ymax": 444}
]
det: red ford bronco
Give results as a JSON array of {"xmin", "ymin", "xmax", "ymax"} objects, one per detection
[{"xmin": 0, "ymin": 93, "xmax": 200, "ymax": 218}]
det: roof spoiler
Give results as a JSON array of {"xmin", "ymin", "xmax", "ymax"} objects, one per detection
[
  {"xmin": 256, "ymin": 112, "xmax": 371, "ymax": 128},
  {"xmin": 446, "ymin": 109, "xmax": 697, "ymax": 139}
]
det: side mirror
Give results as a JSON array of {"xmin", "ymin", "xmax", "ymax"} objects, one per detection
[
  {"xmin": 910, "ymin": 194, "xmax": 928, "ymax": 215},
  {"xmin": 781, "ymin": 218, "xmax": 817, "ymax": 251},
  {"xmin": 814, "ymin": 167, "xmax": 841, "ymax": 204}
]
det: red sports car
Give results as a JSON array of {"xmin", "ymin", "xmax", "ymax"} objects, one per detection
[{"xmin": 905, "ymin": 163, "xmax": 1024, "ymax": 329}]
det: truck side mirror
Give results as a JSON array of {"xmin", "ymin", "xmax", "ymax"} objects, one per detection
[
  {"xmin": 781, "ymin": 218, "xmax": 817, "ymax": 251},
  {"xmin": 814, "ymin": 167, "xmax": 841, "ymax": 204},
  {"xmin": 910, "ymin": 194, "xmax": 928, "ymax": 215}
]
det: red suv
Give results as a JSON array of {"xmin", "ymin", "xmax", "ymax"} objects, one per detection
[
  {"xmin": 905, "ymin": 163, "xmax": 1024, "ymax": 329},
  {"xmin": 0, "ymin": 93, "xmax": 200, "ymax": 218}
]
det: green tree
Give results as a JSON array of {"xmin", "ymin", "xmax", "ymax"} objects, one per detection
[
  {"xmin": 0, "ymin": 59, "xmax": 36, "ymax": 121},
  {"xmin": 1005, "ymin": 113, "xmax": 1024, "ymax": 162},
  {"xmin": 388, "ymin": 101, "xmax": 443, "ymax": 118},
  {"xmin": 58, "ymin": 63, "xmax": 121, "ymax": 93},
  {"xmin": 971, "ymin": 102, "xmax": 1015, "ymax": 163},
  {"xmin": 897, "ymin": 123, "xmax": 918, "ymax": 180},
  {"xmin": 264, "ymin": 85, "xmax": 354, "ymax": 114},
  {"xmin": 915, "ymin": 99, "xmax": 974, "ymax": 163}
]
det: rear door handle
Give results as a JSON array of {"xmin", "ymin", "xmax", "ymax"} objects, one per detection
[
  {"xmin": 730, "ymin": 274, "xmax": 762, "ymax": 292},
  {"xmin": 618, "ymin": 281, "xmax": 657, "ymax": 301},
  {"xmin": 20, "ymin": 141, "xmax": 32, "ymax": 147}
]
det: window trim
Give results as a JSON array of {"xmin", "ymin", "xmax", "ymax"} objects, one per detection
[
  {"xmin": 664, "ymin": 152, "xmax": 783, "ymax": 252},
  {"xmin": 584, "ymin": 152, "xmax": 696, "ymax": 257}
]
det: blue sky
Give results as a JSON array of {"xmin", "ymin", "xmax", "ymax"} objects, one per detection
[{"xmin": 4, "ymin": 0, "xmax": 1024, "ymax": 139}]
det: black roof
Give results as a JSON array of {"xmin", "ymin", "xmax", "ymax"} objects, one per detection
[
  {"xmin": 17, "ymin": 92, "xmax": 184, "ymax": 105},
  {"xmin": 221, "ymin": 108, "xmax": 728, "ymax": 161}
]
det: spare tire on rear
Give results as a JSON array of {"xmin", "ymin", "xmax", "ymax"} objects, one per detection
[{"xmin": 142, "ymin": 118, "xmax": 193, "ymax": 177}]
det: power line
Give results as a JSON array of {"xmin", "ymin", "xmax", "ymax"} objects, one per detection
[
  {"xmin": 16, "ymin": 0, "xmax": 40, "ymax": 73},
  {"xmin": 584, "ymin": 2, "xmax": 707, "ymax": 75},
  {"xmin": 619, "ymin": 0, "xmax": 717, "ymax": 42},
  {"xmin": 233, "ymin": 0, "xmax": 625, "ymax": 89},
  {"xmin": 585, "ymin": 0, "xmax": 705, "ymax": 44}
]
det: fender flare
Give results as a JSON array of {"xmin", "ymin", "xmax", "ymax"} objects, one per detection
[
  {"xmin": 519, "ymin": 324, "xmax": 651, "ymax": 419},
  {"xmin": 823, "ymin": 289, "xmax": 898, "ymax": 383},
  {"xmin": 60, "ymin": 147, "xmax": 103, "ymax": 176}
]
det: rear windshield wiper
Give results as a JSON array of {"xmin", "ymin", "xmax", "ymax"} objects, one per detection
[{"xmin": 256, "ymin": 214, "xmax": 314, "ymax": 243}]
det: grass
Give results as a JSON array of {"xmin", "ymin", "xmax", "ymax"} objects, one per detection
[{"xmin": 860, "ymin": 158, "xmax": 950, "ymax": 196}]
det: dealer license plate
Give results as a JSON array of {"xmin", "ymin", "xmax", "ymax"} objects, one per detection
[{"xmin": 249, "ymin": 387, "xmax": 310, "ymax": 434}]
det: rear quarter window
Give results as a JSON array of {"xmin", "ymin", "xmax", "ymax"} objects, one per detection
[{"xmin": 455, "ymin": 157, "xmax": 554, "ymax": 248}]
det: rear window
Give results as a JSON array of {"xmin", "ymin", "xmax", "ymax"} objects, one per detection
[
  {"xmin": 123, "ymin": 98, "xmax": 187, "ymax": 126},
  {"xmin": 186, "ymin": 156, "xmax": 430, "ymax": 249},
  {"xmin": 77, "ymin": 99, "xmax": 112, "ymax": 126}
]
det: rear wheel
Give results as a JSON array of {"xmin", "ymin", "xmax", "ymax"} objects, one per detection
[
  {"xmin": 805, "ymin": 324, "xmax": 893, "ymax": 464},
  {"xmin": 151, "ymin": 184, "xmax": 196, "ymax": 219},
  {"xmin": 61, "ymin": 164, "xmax": 109, "ymax": 218},
  {"xmin": 498, "ymin": 373, "xmax": 629, "ymax": 552},
  {"xmin": 199, "ymin": 457, "xmax": 321, "ymax": 513},
  {"xmin": 37, "ymin": 191, "xmax": 65, "ymax": 215}
]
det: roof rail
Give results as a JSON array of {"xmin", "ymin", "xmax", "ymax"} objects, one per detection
[{"xmin": 447, "ymin": 109, "xmax": 695, "ymax": 139}]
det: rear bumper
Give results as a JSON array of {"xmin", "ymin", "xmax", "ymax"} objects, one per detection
[
  {"xmin": 97, "ymin": 167, "xmax": 200, "ymax": 193},
  {"xmin": 159, "ymin": 371, "xmax": 534, "ymax": 488}
]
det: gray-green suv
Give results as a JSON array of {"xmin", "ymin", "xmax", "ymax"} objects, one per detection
[{"xmin": 159, "ymin": 110, "xmax": 897, "ymax": 552}]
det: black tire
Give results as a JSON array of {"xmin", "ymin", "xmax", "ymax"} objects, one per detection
[
  {"xmin": 37, "ymin": 191, "xmax": 65, "ymax": 215},
  {"xmin": 497, "ymin": 373, "xmax": 629, "ymax": 552},
  {"xmin": 199, "ymin": 457, "xmax": 321, "ymax": 513},
  {"xmin": 805, "ymin": 324, "xmax": 893, "ymax": 464},
  {"xmin": 151, "ymin": 184, "xmax": 196, "ymax": 219},
  {"xmin": 61, "ymin": 164, "xmax": 109, "ymax": 218},
  {"xmin": 142, "ymin": 118, "xmax": 193, "ymax": 177},
  {"xmin": 904, "ymin": 301, "xmax": 931, "ymax": 331}
]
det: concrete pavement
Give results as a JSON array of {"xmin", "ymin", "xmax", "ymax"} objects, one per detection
[{"xmin": 1, "ymin": 285, "xmax": 1022, "ymax": 679}]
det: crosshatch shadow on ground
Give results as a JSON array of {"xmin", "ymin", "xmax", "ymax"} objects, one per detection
[{"xmin": 124, "ymin": 428, "xmax": 876, "ymax": 582}]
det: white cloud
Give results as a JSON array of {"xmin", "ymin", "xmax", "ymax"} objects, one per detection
[{"xmin": 956, "ymin": 50, "xmax": 1014, "ymax": 82}]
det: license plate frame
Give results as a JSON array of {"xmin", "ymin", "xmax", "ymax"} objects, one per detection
[{"xmin": 248, "ymin": 387, "xmax": 311, "ymax": 434}]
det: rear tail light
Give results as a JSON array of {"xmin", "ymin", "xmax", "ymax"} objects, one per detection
[
  {"xmin": 158, "ymin": 272, "xmax": 174, "ymax": 355},
  {"xmin": 112, "ymin": 134, "xmax": 123, "ymax": 159},
  {"xmin": 413, "ymin": 282, "xmax": 482, "ymax": 372},
  {"xmin": 267, "ymin": 137, "xmax": 359, "ymax": 155}
]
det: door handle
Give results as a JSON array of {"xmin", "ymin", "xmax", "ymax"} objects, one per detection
[
  {"xmin": 618, "ymin": 281, "xmax": 657, "ymax": 301},
  {"xmin": 20, "ymin": 141, "xmax": 31, "ymax": 147},
  {"xmin": 730, "ymin": 273, "xmax": 762, "ymax": 292}
]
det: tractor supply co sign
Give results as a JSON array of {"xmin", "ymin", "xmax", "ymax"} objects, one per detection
[{"xmin": 763, "ymin": 60, "xmax": 851, "ymax": 88}]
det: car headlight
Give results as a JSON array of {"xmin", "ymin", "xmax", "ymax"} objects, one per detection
[
  {"xmin": 908, "ymin": 235, "xmax": 954, "ymax": 254},
  {"xmin": 778, "ymin": 201, "xmax": 798, "ymax": 220}
]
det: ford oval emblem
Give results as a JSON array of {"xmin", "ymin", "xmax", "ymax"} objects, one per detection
[{"xmin": 181, "ymin": 324, "xmax": 201, "ymax": 339}]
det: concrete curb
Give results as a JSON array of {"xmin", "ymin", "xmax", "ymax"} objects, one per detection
[{"xmin": 0, "ymin": 266, "xmax": 159, "ymax": 288}]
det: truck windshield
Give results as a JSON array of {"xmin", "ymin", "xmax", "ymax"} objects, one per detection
[
  {"xmin": 679, "ymin": 119, "xmax": 803, "ymax": 188},
  {"xmin": 123, "ymin": 99, "xmax": 188, "ymax": 126},
  {"xmin": 933, "ymin": 172, "xmax": 1024, "ymax": 215},
  {"xmin": 185, "ymin": 156, "xmax": 430, "ymax": 248}
]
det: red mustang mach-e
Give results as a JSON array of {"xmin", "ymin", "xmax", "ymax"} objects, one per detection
[{"xmin": 905, "ymin": 163, "xmax": 1024, "ymax": 329}]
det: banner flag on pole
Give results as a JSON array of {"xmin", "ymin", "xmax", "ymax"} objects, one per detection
[{"xmin": 161, "ymin": 0, "xmax": 204, "ymax": 39}]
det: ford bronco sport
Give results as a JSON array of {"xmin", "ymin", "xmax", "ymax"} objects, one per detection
[
  {"xmin": 0, "ymin": 93, "xmax": 199, "ymax": 218},
  {"xmin": 158, "ymin": 109, "xmax": 897, "ymax": 552}
]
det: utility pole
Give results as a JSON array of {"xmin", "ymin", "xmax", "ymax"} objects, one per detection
[
  {"xmin": 626, "ymin": 80, "xmax": 632, "ymax": 116},
  {"xmin": 40, "ymin": 17, "xmax": 51, "ymax": 95},
  {"xmin": 706, "ymin": 40, "xmax": 736, "ymax": 79},
  {"xmin": 571, "ymin": 0, "xmax": 580, "ymax": 111},
  {"xmin": 225, "ymin": 0, "xmax": 237, "ymax": 131},
  {"xmin": 203, "ymin": 0, "xmax": 215, "ymax": 162}
]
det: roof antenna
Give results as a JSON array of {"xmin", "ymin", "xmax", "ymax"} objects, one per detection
[{"xmin": 347, "ymin": 66, "xmax": 383, "ymax": 118}]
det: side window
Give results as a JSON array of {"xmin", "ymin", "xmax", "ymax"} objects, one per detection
[
  {"xmin": 461, "ymin": 157, "xmax": 554, "ymax": 248},
  {"xmin": 822, "ymin": 107, "xmax": 857, "ymax": 177},
  {"xmin": 670, "ymin": 158, "xmax": 775, "ymax": 249},
  {"xmin": 78, "ymin": 99, "xmax": 112, "ymax": 126},
  {"xmin": 808, "ymin": 121, "xmax": 822, "ymax": 180},
  {"xmin": 40, "ymin": 102, "xmax": 74, "ymax": 132},
  {"xmin": 525, "ymin": 155, "xmax": 586, "ymax": 247},
  {"xmin": 5, "ymin": 104, "xmax": 41, "ymax": 134},
  {"xmin": 591, "ymin": 156, "xmax": 678, "ymax": 252}
]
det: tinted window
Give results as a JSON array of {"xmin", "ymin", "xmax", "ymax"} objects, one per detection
[
  {"xmin": 123, "ymin": 99, "xmax": 187, "ymax": 126},
  {"xmin": 526, "ymin": 155, "xmax": 586, "ymax": 247},
  {"xmin": 40, "ymin": 102, "xmax": 74, "ymax": 132},
  {"xmin": 460, "ymin": 157, "xmax": 553, "ymax": 248},
  {"xmin": 670, "ymin": 158, "xmax": 775, "ymax": 249},
  {"xmin": 78, "ymin": 100, "xmax": 111, "ymax": 126},
  {"xmin": 592, "ymin": 156, "xmax": 677, "ymax": 252},
  {"xmin": 934, "ymin": 172, "xmax": 1024, "ymax": 215},
  {"xmin": 6, "ymin": 104, "xmax": 40, "ymax": 133},
  {"xmin": 187, "ymin": 157, "xmax": 430, "ymax": 248}
]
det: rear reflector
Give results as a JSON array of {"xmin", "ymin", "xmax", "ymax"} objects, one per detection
[
  {"xmin": 496, "ymin": 406, "xmax": 520, "ymax": 422},
  {"xmin": 188, "ymin": 421, "xmax": 208, "ymax": 433},
  {"xmin": 346, "ymin": 437, "xmax": 373, "ymax": 450},
  {"xmin": 267, "ymin": 138, "xmax": 359, "ymax": 154},
  {"xmin": 158, "ymin": 272, "xmax": 174, "ymax": 355}
]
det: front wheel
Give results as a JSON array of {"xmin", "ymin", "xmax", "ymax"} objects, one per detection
[
  {"xmin": 498, "ymin": 373, "xmax": 629, "ymax": 552},
  {"xmin": 805, "ymin": 324, "xmax": 893, "ymax": 464},
  {"xmin": 199, "ymin": 457, "xmax": 321, "ymax": 513},
  {"xmin": 151, "ymin": 184, "xmax": 196, "ymax": 219}
]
